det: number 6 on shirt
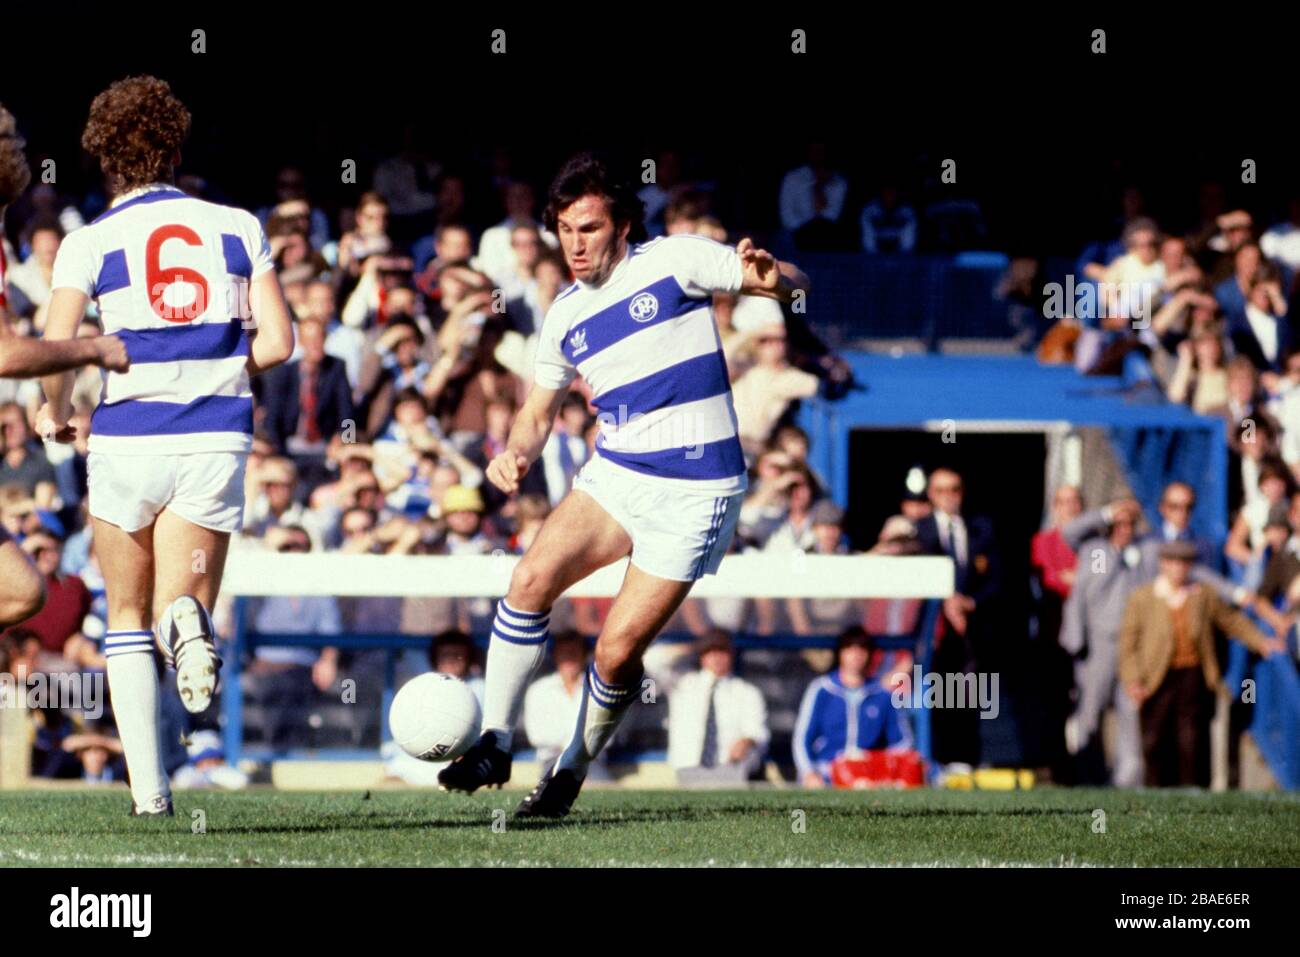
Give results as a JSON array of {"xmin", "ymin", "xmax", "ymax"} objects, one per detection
[{"xmin": 146, "ymin": 223, "xmax": 209, "ymax": 322}]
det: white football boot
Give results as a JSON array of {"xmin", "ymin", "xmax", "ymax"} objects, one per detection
[{"xmin": 156, "ymin": 595, "xmax": 222, "ymax": 714}]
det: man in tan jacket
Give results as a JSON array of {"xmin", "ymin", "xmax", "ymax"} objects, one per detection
[{"xmin": 1119, "ymin": 541, "xmax": 1286, "ymax": 787}]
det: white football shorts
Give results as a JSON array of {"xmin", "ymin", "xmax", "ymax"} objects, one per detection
[
  {"xmin": 87, "ymin": 450, "xmax": 247, "ymax": 535},
  {"xmin": 571, "ymin": 453, "xmax": 742, "ymax": 582}
]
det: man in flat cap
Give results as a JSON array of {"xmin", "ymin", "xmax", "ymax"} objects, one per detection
[{"xmin": 1119, "ymin": 540, "xmax": 1285, "ymax": 787}]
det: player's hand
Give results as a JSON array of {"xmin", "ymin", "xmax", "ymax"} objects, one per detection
[
  {"xmin": 93, "ymin": 335, "xmax": 130, "ymax": 372},
  {"xmin": 486, "ymin": 449, "xmax": 530, "ymax": 494},
  {"xmin": 736, "ymin": 237, "xmax": 780, "ymax": 293},
  {"xmin": 1259, "ymin": 637, "xmax": 1287, "ymax": 658},
  {"xmin": 35, "ymin": 403, "xmax": 76, "ymax": 444}
]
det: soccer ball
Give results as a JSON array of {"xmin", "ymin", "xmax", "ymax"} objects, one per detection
[{"xmin": 388, "ymin": 673, "xmax": 481, "ymax": 762}]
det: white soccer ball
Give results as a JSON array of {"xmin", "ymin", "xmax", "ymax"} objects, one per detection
[{"xmin": 388, "ymin": 672, "xmax": 482, "ymax": 762}]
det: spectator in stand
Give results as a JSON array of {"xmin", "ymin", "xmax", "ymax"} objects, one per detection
[
  {"xmin": 413, "ymin": 223, "xmax": 474, "ymax": 290},
  {"xmin": 1225, "ymin": 460, "xmax": 1294, "ymax": 571},
  {"xmin": 1229, "ymin": 267, "xmax": 1290, "ymax": 374},
  {"xmin": 241, "ymin": 456, "xmax": 334, "ymax": 550},
  {"xmin": 668, "ymin": 629, "xmax": 769, "ymax": 781},
  {"xmin": 0, "ymin": 401, "xmax": 56, "ymax": 500},
  {"xmin": 1221, "ymin": 357, "xmax": 1282, "ymax": 510},
  {"xmin": 637, "ymin": 149, "xmax": 688, "ymax": 237},
  {"xmin": 524, "ymin": 632, "xmax": 607, "ymax": 775},
  {"xmin": 1205, "ymin": 210, "xmax": 1256, "ymax": 285},
  {"xmin": 1119, "ymin": 541, "xmax": 1284, "ymax": 787},
  {"xmin": 793, "ymin": 627, "xmax": 913, "ymax": 787},
  {"xmin": 539, "ymin": 391, "xmax": 590, "ymax": 507},
  {"xmin": 730, "ymin": 308, "xmax": 820, "ymax": 459},
  {"xmin": 1167, "ymin": 327, "xmax": 1229, "ymax": 414},
  {"xmin": 256, "ymin": 166, "xmax": 331, "ymax": 251},
  {"xmin": 497, "ymin": 223, "xmax": 545, "ymax": 312},
  {"xmin": 6, "ymin": 216, "xmax": 60, "ymax": 315},
  {"xmin": 357, "ymin": 317, "xmax": 433, "ymax": 438},
  {"xmin": 1262, "ymin": 194, "xmax": 1300, "ymax": 282},
  {"xmin": 258, "ymin": 317, "xmax": 355, "ymax": 475},
  {"xmin": 10, "ymin": 527, "xmax": 90, "ymax": 659},
  {"xmin": 242, "ymin": 525, "xmax": 341, "ymax": 745},
  {"xmin": 784, "ymin": 500, "xmax": 861, "ymax": 638},
  {"xmin": 663, "ymin": 189, "xmax": 710, "ymax": 237},
  {"xmin": 778, "ymin": 142, "xmax": 850, "ymax": 251},
  {"xmin": 1032, "ymin": 484, "xmax": 1083, "ymax": 640},
  {"xmin": 371, "ymin": 127, "xmax": 439, "ymax": 245},
  {"xmin": 475, "ymin": 181, "xmax": 557, "ymax": 288},
  {"xmin": 336, "ymin": 191, "xmax": 391, "ymax": 281},
  {"xmin": 860, "ymin": 182, "xmax": 917, "ymax": 254},
  {"xmin": 915, "ymin": 467, "xmax": 1001, "ymax": 766},
  {"xmin": 1059, "ymin": 501, "xmax": 1145, "ymax": 786},
  {"xmin": 1214, "ymin": 241, "xmax": 1262, "ymax": 334}
]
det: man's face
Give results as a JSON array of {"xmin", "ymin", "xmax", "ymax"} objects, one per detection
[
  {"xmin": 31, "ymin": 229, "xmax": 60, "ymax": 268},
  {"xmin": 446, "ymin": 509, "xmax": 480, "ymax": 536},
  {"xmin": 839, "ymin": 641, "xmax": 869, "ymax": 675},
  {"xmin": 304, "ymin": 283, "xmax": 335, "ymax": 323},
  {"xmin": 511, "ymin": 227, "xmax": 542, "ymax": 271},
  {"xmin": 298, "ymin": 319, "xmax": 326, "ymax": 363},
  {"xmin": 1110, "ymin": 516, "xmax": 1136, "ymax": 548},
  {"xmin": 1129, "ymin": 228, "xmax": 1159, "ymax": 265},
  {"xmin": 554, "ymin": 640, "xmax": 585, "ymax": 681},
  {"xmin": 436, "ymin": 227, "xmax": 472, "ymax": 263},
  {"xmin": 435, "ymin": 643, "xmax": 470, "ymax": 678},
  {"xmin": 813, "ymin": 522, "xmax": 841, "ymax": 553},
  {"xmin": 1054, "ymin": 486, "xmax": 1082, "ymax": 522},
  {"xmin": 928, "ymin": 471, "xmax": 963, "ymax": 514},
  {"xmin": 1160, "ymin": 557, "xmax": 1191, "ymax": 587},
  {"xmin": 0, "ymin": 408, "xmax": 29, "ymax": 451},
  {"xmin": 1160, "ymin": 486, "xmax": 1195, "ymax": 531},
  {"xmin": 356, "ymin": 202, "xmax": 387, "ymax": 238},
  {"xmin": 264, "ymin": 476, "xmax": 295, "ymax": 512},
  {"xmin": 701, "ymin": 647, "xmax": 733, "ymax": 678},
  {"xmin": 555, "ymin": 195, "xmax": 627, "ymax": 285},
  {"xmin": 30, "ymin": 536, "xmax": 61, "ymax": 575}
]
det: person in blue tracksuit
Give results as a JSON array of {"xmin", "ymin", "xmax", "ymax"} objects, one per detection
[{"xmin": 793, "ymin": 626, "xmax": 913, "ymax": 786}]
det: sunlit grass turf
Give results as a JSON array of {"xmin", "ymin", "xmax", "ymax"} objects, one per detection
[{"xmin": 0, "ymin": 787, "xmax": 1296, "ymax": 867}]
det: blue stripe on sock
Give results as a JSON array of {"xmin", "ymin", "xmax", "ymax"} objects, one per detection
[
  {"xmin": 105, "ymin": 630, "xmax": 153, "ymax": 637},
  {"xmin": 499, "ymin": 600, "xmax": 548, "ymax": 621},
  {"xmin": 491, "ymin": 625, "xmax": 549, "ymax": 646}
]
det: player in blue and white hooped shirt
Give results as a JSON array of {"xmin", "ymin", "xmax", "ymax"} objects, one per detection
[
  {"xmin": 438, "ymin": 152, "xmax": 810, "ymax": 817},
  {"xmin": 38, "ymin": 77, "xmax": 295, "ymax": 817}
]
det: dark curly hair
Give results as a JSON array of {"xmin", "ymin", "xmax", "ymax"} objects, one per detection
[
  {"xmin": 543, "ymin": 151, "xmax": 646, "ymax": 243},
  {"xmin": 0, "ymin": 103, "xmax": 31, "ymax": 210},
  {"xmin": 81, "ymin": 76, "xmax": 191, "ymax": 192}
]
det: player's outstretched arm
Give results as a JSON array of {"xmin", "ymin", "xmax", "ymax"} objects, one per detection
[
  {"xmin": 736, "ymin": 237, "xmax": 810, "ymax": 304},
  {"xmin": 246, "ymin": 270, "xmax": 296, "ymax": 376},
  {"xmin": 0, "ymin": 328, "xmax": 126, "ymax": 379},
  {"xmin": 38, "ymin": 288, "xmax": 121, "ymax": 429},
  {"xmin": 486, "ymin": 385, "xmax": 567, "ymax": 494}
]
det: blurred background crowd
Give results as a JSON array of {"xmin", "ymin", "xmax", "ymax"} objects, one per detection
[{"xmin": 3, "ymin": 137, "xmax": 1299, "ymax": 790}]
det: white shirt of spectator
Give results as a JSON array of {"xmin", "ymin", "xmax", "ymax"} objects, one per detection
[
  {"xmin": 50, "ymin": 184, "xmax": 272, "ymax": 455},
  {"xmin": 667, "ymin": 669, "xmax": 769, "ymax": 770},
  {"xmin": 933, "ymin": 510, "xmax": 968, "ymax": 568},
  {"xmin": 1262, "ymin": 221, "xmax": 1300, "ymax": 274},
  {"xmin": 778, "ymin": 165, "xmax": 848, "ymax": 233},
  {"xmin": 522, "ymin": 670, "xmax": 585, "ymax": 766},
  {"xmin": 1245, "ymin": 303, "xmax": 1280, "ymax": 366}
]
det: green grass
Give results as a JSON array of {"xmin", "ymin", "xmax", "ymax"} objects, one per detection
[{"xmin": 0, "ymin": 787, "xmax": 1297, "ymax": 867}]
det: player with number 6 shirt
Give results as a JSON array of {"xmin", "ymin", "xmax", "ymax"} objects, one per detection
[{"xmin": 38, "ymin": 76, "xmax": 296, "ymax": 817}]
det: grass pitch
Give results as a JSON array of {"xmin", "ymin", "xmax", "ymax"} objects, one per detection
[{"xmin": 0, "ymin": 787, "xmax": 1297, "ymax": 867}]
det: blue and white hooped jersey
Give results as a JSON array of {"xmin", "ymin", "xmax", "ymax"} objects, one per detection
[
  {"xmin": 534, "ymin": 235, "xmax": 749, "ymax": 496},
  {"xmin": 51, "ymin": 184, "xmax": 272, "ymax": 455}
]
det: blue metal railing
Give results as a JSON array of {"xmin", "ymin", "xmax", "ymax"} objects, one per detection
[{"xmin": 223, "ymin": 596, "xmax": 943, "ymax": 775}]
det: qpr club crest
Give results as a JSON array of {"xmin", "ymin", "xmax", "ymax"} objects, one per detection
[{"xmin": 629, "ymin": 291, "xmax": 659, "ymax": 323}]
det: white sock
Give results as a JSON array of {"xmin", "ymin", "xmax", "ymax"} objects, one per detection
[
  {"xmin": 555, "ymin": 662, "xmax": 640, "ymax": 778},
  {"xmin": 104, "ymin": 630, "xmax": 170, "ymax": 808},
  {"xmin": 481, "ymin": 599, "xmax": 550, "ymax": 751}
]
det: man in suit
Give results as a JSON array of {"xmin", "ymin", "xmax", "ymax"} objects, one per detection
[
  {"xmin": 914, "ymin": 467, "xmax": 1002, "ymax": 766},
  {"xmin": 1062, "ymin": 482, "xmax": 1220, "ymax": 571},
  {"xmin": 257, "ymin": 317, "xmax": 355, "ymax": 488},
  {"xmin": 1120, "ymin": 541, "xmax": 1284, "ymax": 787}
]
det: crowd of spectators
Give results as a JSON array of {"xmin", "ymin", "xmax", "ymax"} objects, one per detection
[{"xmin": 3, "ymin": 149, "xmax": 1298, "ymax": 788}]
